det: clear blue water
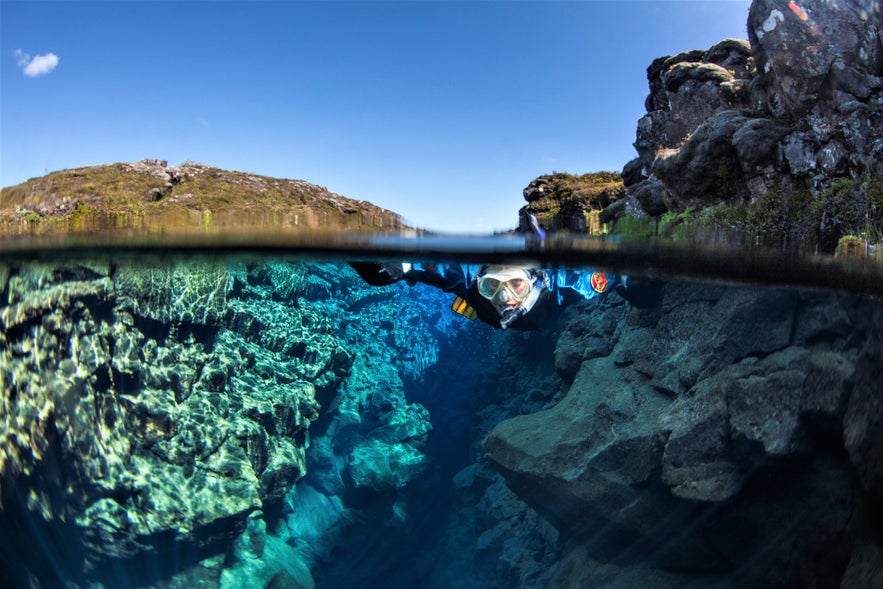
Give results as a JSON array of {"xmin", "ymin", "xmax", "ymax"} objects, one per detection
[{"xmin": 1, "ymin": 234, "xmax": 882, "ymax": 588}]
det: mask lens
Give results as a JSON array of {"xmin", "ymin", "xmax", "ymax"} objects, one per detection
[
  {"xmin": 506, "ymin": 278, "xmax": 529, "ymax": 300},
  {"xmin": 477, "ymin": 273, "xmax": 533, "ymax": 302},
  {"xmin": 478, "ymin": 277, "xmax": 501, "ymax": 299}
]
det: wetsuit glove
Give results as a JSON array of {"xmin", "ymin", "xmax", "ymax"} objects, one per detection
[{"xmin": 349, "ymin": 262, "xmax": 406, "ymax": 287}]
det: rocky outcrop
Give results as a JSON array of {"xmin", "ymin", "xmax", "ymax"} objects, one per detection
[
  {"xmin": 521, "ymin": 173, "xmax": 626, "ymax": 232},
  {"xmin": 483, "ymin": 282, "xmax": 883, "ymax": 587},
  {"xmin": 520, "ymin": 0, "xmax": 883, "ymax": 249}
]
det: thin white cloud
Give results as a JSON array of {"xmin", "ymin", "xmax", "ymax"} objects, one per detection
[{"xmin": 14, "ymin": 49, "xmax": 59, "ymax": 77}]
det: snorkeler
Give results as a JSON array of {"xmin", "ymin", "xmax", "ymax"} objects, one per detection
[
  {"xmin": 349, "ymin": 261, "xmax": 644, "ymax": 331},
  {"xmin": 350, "ymin": 213, "xmax": 659, "ymax": 330}
]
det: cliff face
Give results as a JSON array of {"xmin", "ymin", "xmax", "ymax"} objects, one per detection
[
  {"xmin": 627, "ymin": 0, "xmax": 883, "ymax": 249},
  {"xmin": 0, "ymin": 159, "xmax": 404, "ymax": 234},
  {"xmin": 525, "ymin": 0, "xmax": 882, "ymax": 249}
]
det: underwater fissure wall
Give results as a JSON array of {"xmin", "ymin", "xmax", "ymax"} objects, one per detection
[{"xmin": 3, "ymin": 259, "xmax": 883, "ymax": 589}]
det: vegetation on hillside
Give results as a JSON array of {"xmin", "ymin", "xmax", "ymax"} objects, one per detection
[{"xmin": 0, "ymin": 160, "xmax": 404, "ymax": 236}]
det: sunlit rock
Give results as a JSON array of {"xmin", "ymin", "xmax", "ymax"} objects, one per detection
[
  {"xmin": 114, "ymin": 260, "xmax": 228, "ymax": 325},
  {"xmin": 0, "ymin": 261, "xmax": 334, "ymax": 566}
]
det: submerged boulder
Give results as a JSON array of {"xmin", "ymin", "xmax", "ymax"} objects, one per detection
[
  {"xmin": 0, "ymin": 260, "xmax": 345, "ymax": 574},
  {"xmin": 483, "ymin": 281, "xmax": 883, "ymax": 585}
]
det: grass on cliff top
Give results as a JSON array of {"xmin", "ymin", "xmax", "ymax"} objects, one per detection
[
  {"xmin": 0, "ymin": 162, "xmax": 403, "ymax": 236},
  {"xmin": 547, "ymin": 171, "xmax": 623, "ymax": 198},
  {"xmin": 612, "ymin": 176, "xmax": 883, "ymax": 258}
]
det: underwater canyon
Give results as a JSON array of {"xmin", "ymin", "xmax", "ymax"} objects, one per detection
[{"xmin": 1, "ymin": 256, "xmax": 882, "ymax": 588}]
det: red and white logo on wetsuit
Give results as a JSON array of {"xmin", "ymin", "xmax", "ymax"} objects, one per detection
[{"xmin": 590, "ymin": 272, "xmax": 609, "ymax": 293}]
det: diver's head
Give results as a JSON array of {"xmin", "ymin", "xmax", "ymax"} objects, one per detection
[{"xmin": 475, "ymin": 265, "xmax": 544, "ymax": 318}]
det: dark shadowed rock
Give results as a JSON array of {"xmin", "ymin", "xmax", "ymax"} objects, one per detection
[
  {"xmin": 843, "ymin": 301, "xmax": 883, "ymax": 501},
  {"xmin": 748, "ymin": 0, "xmax": 883, "ymax": 117},
  {"xmin": 652, "ymin": 110, "xmax": 753, "ymax": 206},
  {"xmin": 483, "ymin": 355, "xmax": 681, "ymax": 558},
  {"xmin": 483, "ymin": 279, "xmax": 883, "ymax": 583}
]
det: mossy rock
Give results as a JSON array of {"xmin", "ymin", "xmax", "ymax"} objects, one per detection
[{"xmin": 525, "ymin": 172, "xmax": 625, "ymax": 232}]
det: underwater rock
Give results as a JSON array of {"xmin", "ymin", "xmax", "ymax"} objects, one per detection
[
  {"xmin": 483, "ymin": 282, "xmax": 883, "ymax": 582},
  {"xmin": 553, "ymin": 298, "xmax": 627, "ymax": 382},
  {"xmin": 114, "ymin": 260, "xmax": 228, "ymax": 325},
  {"xmin": 433, "ymin": 468, "xmax": 559, "ymax": 589},
  {"xmin": 632, "ymin": 283, "xmax": 796, "ymax": 395},
  {"xmin": 483, "ymin": 354, "xmax": 681, "ymax": 558},
  {"xmin": 349, "ymin": 438, "xmax": 431, "ymax": 490},
  {"xmin": 843, "ymin": 300, "xmax": 883, "ymax": 501},
  {"xmin": 0, "ymin": 261, "xmax": 335, "ymax": 572},
  {"xmin": 219, "ymin": 511, "xmax": 315, "ymax": 589}
]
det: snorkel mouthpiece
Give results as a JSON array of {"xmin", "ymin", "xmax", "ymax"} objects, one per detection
[{"xmin": 498, "ymin": 305, "xmax": 528, "ymax": 330}]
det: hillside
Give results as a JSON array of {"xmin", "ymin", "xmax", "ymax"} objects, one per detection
[{"xmin": 0, "ymin": 159, "xmax": 405, "ymax": 235}]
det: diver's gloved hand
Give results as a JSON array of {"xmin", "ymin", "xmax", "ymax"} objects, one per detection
[
  {"xmin": 349, "ymin": 262, "xmax": 406, "ymax": 287},
  {"xmin": 616, "ymin": 279, "xmax": 664, "ymax": 308}
]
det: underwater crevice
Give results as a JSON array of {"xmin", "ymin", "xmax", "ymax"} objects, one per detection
[
  {"xmin": 346, "ymin": 292, "xmax": 397, "ymax": 315},
  {"xmin": 0, "ymin": 480, "xmax": 89, "ymax": 589},
  {"xmin": 173, "ymin": 321, "xmax": 221, "ymax": 349},
  {"xmin": 130, "ymin": 313, "xmax": 171, "ymax": 345}
]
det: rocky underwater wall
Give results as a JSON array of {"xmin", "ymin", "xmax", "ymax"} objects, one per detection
[
  {"xmin": 1, "ymin": 256, "xmax": 883, "ymax": 589},
  {"xmin": 0, "ymin": 256, "xmax": 539, "ymax": 589}
]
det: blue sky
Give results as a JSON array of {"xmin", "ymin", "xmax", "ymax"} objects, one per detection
[{"xmin": 2, "ymin": 0, "xmax": 751, "ymax": 233}]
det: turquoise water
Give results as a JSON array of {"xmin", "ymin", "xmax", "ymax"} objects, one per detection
[{"xmin": 1, "ymin": 235, "xmax": 882, "ymax": 588}]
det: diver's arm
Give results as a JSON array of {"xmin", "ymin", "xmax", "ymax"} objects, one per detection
[
  {"xmin": 349, "ymin": 262, "xmax": 406, "ymax": 286},
  {"xmin": 401, "ymin": 263, "xmax": 467, "ymax": 294},
  {"xmin": 349, "ymin": 262, "xmax": 469, "ymax": 296},
  {"xmin": 551, "ymin": 269, "xmax": 617, "ymax": 301}
]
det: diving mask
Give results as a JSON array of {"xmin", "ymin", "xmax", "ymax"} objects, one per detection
[{"xmin": 477, "ymin": 268, "xmax": 534, "ymax": 302}]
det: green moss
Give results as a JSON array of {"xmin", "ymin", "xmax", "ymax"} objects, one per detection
[
  {"xmin": 68, "ymin": 202, "xmax": 95, "ymax": 232},
  {"xmin": 528, "ymin": 171, "xmax": 625, "ymax": 232},
  {"xmin": 612, "ymin": 212, "xmax": 656, "ymax": 240},
  {"xmin": 835, "ymin": 235, "xmax": 865, "ymax": 257},
  {"xmin": 627, "ymin": 175, "xmax": 883, "ymax": 252}
]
